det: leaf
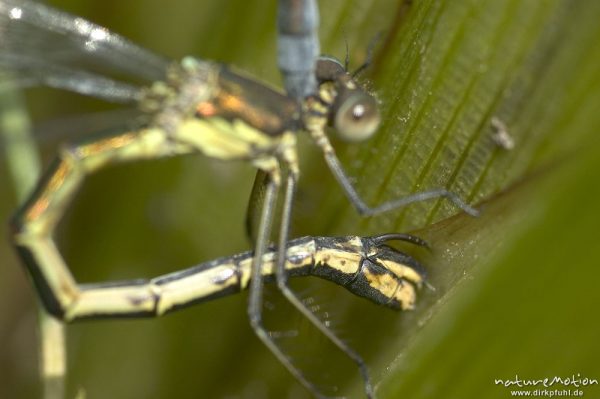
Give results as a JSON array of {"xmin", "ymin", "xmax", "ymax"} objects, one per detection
[{"xmin": 308, "ymin": 0, "xmax": 600, "ymax": 398}]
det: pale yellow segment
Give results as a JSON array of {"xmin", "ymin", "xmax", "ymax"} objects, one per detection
[
  {"xmin": 394, "ymin": 283, "xmax": 417, "ymax": 311},
  {"xmin": 238, "ymin": 258, "xmax": 253, "ymax": 289},
  {"xmin": 176, "ymin": 117, "xmax": 277, "ymax": 160},
  {"xmin": 22, "ymin": 159, "xmax": 83, "ymax": 234},
  {"xmin": 75, "ymin": 132, "xmax": 137, "ymax": 163},
  {"xmin": 363, "ymin": 268, "xmax": 398, "ymax": 299},
  {"xmin": 314, "ymin": 247, "xmax": 361, "ymax": 274},
  {"xmin": 378, "ymin": 259, "xmax": 423, "ymax": 286},
  {"xmin": 275, "ymin": 132, "xmax": 299, "ymax": 174},
  {"xmin": 237, "ymin": 255, "xmax": 287, "ymax": 289},
  {"xmin": 66, "ymin": 284, "xmax": 156, "ymax": 321},
  {"xmin": 154, "ymin": 264, "xmax": 238, "ymax": 315},
  {"xmin": 344, "ymin": 236, "xmax": 363, "ymax": 249},
  {"xmin": 285, "ymin": 239, "xmax": 316, "ymax": 269},
  {"xmin": 43, "ymin": 158, "xmax": 83, "ymax": 228},
  {"xmin": 13, "ymin": 237, "xmax": 80, "ymax": 311},
  {"xmin": 76, "ymin": 128, "xmax": 182, "ymax": 172},
  {"xmin": 237, "ymin": 240, "xmax": 316, "ymax": 289}
]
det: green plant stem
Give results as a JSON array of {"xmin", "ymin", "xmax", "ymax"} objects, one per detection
[{"xmin": 0, "ymin": 82, "xmax": 66, "ymax": 399}]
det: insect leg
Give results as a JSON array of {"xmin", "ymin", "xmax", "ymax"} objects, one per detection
[
  {"xmin": 322, "ymin": 149, "xmax": 480, "ymax": 217},
  {"xmin": 274, "ymin": 170, "xmax": 376, "ymax": 399},
  {"xmin": 247, "ymin": 163, "xmax": 330, "ymax": 398}
]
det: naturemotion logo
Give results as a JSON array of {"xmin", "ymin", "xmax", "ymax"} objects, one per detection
[{"xmin": 494, "ymin": 374, "xmax": 597, "ymax": 397}]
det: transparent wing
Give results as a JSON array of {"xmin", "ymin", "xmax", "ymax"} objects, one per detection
[{"xmin": 0, "ymin": 0, "xmax": 171, "ymax": 103}]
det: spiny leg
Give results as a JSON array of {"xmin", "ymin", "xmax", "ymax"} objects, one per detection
[
  {"xmin": 11, "ymin": 127, "xmax": 181, "ymax": 319},
  {"xmin": 274, "ymin": 170, "xmax": 375, "ymax": 399},
  {"xmin": 322, "ymin": 145, "xmax": 480, "ymax": 217},
  {"xmin": 246, "ymin": 166, "xmax": 329, "ymax": 398}
]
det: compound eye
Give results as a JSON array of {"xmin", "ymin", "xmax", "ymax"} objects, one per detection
[{"xmin": 333, "ymin": 93, "xmax": 380, "ymax": 142}]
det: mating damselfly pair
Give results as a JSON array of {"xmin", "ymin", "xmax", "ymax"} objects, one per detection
[{"xmin": 1, "ymin": 0, "xmax": 478, "ymax": 397}]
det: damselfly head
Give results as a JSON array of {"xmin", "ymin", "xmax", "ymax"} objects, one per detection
[{"xmin": 315, "ymin": 56, "xmax": 380, "ymax": 142}]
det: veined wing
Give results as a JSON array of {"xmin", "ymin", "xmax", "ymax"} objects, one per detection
[{"xmin": 0, "ymin": 0, "xmax": 171, "ymax": 103}]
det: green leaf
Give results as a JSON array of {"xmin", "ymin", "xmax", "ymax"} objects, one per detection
[{"xmin": 312, "ymin": 0, "xmax": 600, "ymax": 398}]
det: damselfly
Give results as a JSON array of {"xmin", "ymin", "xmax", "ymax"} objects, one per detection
[{"xmin": 1, "ymin": 0, "xmax": 478, "ymax": 397}]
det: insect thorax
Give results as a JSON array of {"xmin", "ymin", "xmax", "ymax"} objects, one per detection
[{"xmin": 138, "ymin": 57, "xmax": 219, "ymax": 134}]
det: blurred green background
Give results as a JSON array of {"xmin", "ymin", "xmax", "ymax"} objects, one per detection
[{"xmin": 1, "ymin": 0, "xmax": 599, "ymax": 398}]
